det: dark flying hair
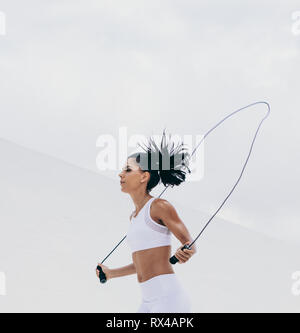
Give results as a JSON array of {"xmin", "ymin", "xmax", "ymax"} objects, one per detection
[{"xmin": 128, "ymin": 129, "xmax": 191, "ymax": 193}]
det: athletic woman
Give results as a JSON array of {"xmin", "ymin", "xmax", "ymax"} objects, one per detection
[{"xmin": 96, "ymin": 130, "xmax": 196, "ymax": 313}]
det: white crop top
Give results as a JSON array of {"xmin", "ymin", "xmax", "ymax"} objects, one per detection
[{"xmin": 126, "ymin": 197, "xmax": 172, "ymax": 253}]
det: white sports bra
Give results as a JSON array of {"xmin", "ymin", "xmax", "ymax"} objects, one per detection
[{"xmin": 126, "ymin": 197, "xmax": 172, "ymax": 253}]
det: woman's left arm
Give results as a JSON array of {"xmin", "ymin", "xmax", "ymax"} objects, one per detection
[{"xmin": 154, "ymin": 199, "xmax": 197, "ymax": 264}]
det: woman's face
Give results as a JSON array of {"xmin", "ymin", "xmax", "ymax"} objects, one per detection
[{"xmin": 118, "ymin": 158, "xmax": 147, "ymax": 193}]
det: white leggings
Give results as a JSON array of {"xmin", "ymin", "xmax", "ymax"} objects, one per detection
[{"xmin": 137, "ymin": 273, "xmax": 192, "ymax": 313}]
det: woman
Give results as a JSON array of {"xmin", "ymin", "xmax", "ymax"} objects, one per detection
[{"xmin": 96, "ymin": 130, "xmax": 196, "ymax": 313}]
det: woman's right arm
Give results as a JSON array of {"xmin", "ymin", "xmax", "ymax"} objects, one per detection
[
  {"xmin": 110, "ymin": 263, "xmax": 136, "ymax": 278},
  {"xmin": 96, "ymin": 263, "xmax": 136, "ymax": 281}
]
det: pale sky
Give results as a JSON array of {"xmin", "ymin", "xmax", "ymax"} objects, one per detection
[{"xmin": 0, "ymin": 0, "xmax": 299, "ymax": 241}]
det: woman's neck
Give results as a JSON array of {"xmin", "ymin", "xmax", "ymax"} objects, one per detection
[{"xmin": 131, "ymin": 193, "xmax": 153, "ymax": 213}]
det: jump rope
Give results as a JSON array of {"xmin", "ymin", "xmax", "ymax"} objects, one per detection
[{"xmin": 97, "ymin": 101, "xmax": 271, "ymax": 283}]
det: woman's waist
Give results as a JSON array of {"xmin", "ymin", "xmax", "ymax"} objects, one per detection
[
  {"xmin": 132, "ymin": 246, "xmax": 174, "ymax": 283},
  {"xmin": 136, "ymin": 266, "xmax": 174, "ymax": 283}
]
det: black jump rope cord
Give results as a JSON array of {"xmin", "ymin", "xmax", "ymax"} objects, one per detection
[{"xmin": 97, "ymin": 101, "xmax": 271, "ymax": 283}]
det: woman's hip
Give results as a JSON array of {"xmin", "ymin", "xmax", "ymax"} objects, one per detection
[
  {"xmin": 139, "ymin": 273, "xmax": 189, "ymax": 301},
  {"xmin": 137, "ymin": 273, "xmax": 192, "ymax": 313}
]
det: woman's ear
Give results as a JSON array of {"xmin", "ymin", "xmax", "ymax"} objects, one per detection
[{"xmin": 141, "ymin": 171, "xmax": 150, "ymax": 184}]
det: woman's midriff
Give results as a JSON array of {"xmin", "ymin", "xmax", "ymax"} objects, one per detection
[{"xmin": 132, "ymin": 245, "xmax": 175, "ymax": 283}]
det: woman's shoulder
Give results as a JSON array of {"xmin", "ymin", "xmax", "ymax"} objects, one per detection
[
  {"xmin": 151, "ymin": 198, "xmax": 175, "ymax": 215},
  {"xmin": 152, "ymin": 196, "xmax": 173, "ymax": 204},
  {"xmin": 152, "ymin": 197, "xmax": 169, "ymax": 205}
]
